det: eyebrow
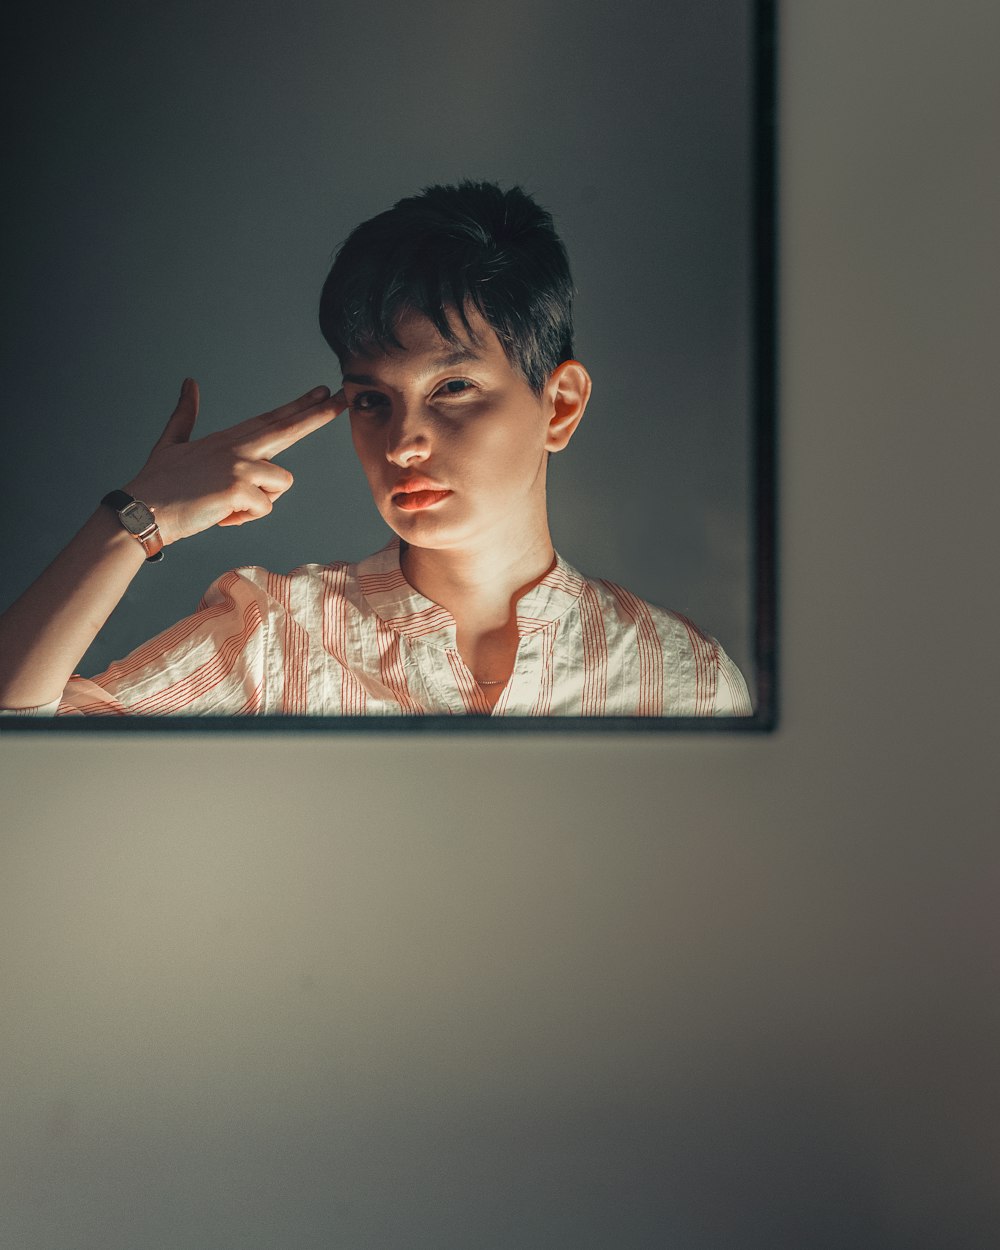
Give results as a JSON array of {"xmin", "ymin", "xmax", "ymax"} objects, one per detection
[
  {"xmin": 340, "ymin": 372, "xmax": 382, "ymax": 385},
  {"xmin": 341, "ymin": 346, "xmax": 485, "ymax": 387}
]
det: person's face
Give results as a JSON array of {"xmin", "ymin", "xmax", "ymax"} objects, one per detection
[{"xmin": 341, "ymin": 307, "xmax": 573, "ymax": 553}]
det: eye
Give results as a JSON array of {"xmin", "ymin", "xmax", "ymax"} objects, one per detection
[
  {"xmin": 435, "ymin": 378, "xmax": 476, "ymax": 398},
  {"xmin": 348, "ymin": 390, "xmax": 388, "ymax": 414}
]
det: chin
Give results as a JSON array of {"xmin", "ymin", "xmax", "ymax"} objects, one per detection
[{"xmin": 382, "ymin": 509, "xmax": 477, "ymax": 552}]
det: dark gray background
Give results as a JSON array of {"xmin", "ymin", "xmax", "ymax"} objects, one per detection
[{"xmin": 2, "ymin": 0, "xmax": 755, "ymax": 700}]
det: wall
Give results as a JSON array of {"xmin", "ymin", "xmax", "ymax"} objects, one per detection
[{"xmin": 2, "ymin": 3, "xmax": 998, "ymax": 1246}]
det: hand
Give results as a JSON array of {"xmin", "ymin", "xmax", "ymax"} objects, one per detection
[{"xmin": 124, "ymin": 379, "xmax": 347, "ymax": 545}]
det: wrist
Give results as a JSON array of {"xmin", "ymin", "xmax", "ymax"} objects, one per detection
[{"xmin": 100, "ymin": 489, "xmax": 164, "ymax": 562}]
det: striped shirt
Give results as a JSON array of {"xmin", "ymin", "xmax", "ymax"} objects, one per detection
[{"xmin": 13, "ymin": 538, "xmax": 752, "ymax": 718}]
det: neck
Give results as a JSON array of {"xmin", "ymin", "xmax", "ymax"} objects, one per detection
[{"xmin": 400, "ymin": 529, "xmax": 556, "ymax": 632}]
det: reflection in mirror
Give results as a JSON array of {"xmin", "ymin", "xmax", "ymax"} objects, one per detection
[{"xmin": 1, "ymin": 0, "xmax": 774, "ymax": 730}]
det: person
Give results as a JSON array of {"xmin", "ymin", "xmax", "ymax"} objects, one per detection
[{"xmin": 0, "ymin": 181, "xmax": 751, "ymax": 718}]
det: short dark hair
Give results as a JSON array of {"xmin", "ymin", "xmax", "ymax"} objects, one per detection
[{"xmin": 318, "ymin": 181, "xmax": 575, "ymax": 395}]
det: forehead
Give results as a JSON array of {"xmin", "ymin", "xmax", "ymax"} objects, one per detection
[{"xmin": 340, "ymin": 306, "xmax": 514, "ymax": 384}]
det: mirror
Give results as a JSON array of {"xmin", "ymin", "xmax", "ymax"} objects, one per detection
[{"xmin": 1, "ymin": 0, "xmax": 775, "ymax": 730}]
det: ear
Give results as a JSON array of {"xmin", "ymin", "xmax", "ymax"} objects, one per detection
[{"xmin": 543, "ymin": 360, "xmax": 592, "ymax": 453}]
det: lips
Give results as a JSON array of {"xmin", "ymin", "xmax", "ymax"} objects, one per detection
[
  {"xmin": 390, "ymin": 475, "xmax": 452, "ymax": 511},
  {"xmin": 392, "ymin": 488, "xmax": 452, "ymax": 511},
  {"xmin": 391, "ymin": 474, "xmax": 448, "ymax": 496}
]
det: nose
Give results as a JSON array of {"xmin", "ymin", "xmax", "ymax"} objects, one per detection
[{"xmin": 384, "ymin": 402, "xmax": 431, "ymax": 467}]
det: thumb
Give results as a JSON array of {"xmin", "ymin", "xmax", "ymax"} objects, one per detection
[{"xmin": 152, "ymin": 378, "xmax": 200, "ymax": 449}]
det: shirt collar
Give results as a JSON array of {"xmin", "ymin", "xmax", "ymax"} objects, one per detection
[{"xmin": 356, "ymin": 536, "xmax": 586, "ymax": 644}]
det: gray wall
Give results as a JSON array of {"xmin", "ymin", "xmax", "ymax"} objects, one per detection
[{"xmin": 2, "ymin": 3, "xmax": 999, "ymax": 1246}]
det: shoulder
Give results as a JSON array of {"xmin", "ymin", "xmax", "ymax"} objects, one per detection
[
  {"xmin": 197, "ymin": 560, "xmax": 355, "ymax": 609},
  {"xmin": 588, "ymin": 575, "xmax": 716, "ymax": 668},
  {"xmin": 577, "ymin": 574, "xmax": 753, "ymax": 716},
  {"xmin": 580, "ymin": 575, "xmax": 706, "ymax": 647}
]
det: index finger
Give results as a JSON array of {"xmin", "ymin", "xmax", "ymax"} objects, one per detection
[{"xmin": 236, "ymin": 388, "xmax": 348, "ymax": 458}]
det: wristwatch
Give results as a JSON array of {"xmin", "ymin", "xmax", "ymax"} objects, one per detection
[{"xmin": 101, "ymin": 489, "xmax": 164, "ymax": 562}]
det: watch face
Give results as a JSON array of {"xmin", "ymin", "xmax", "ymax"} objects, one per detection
[{"xmin": 120, "ymin": 500, "xmax": 155, "ymax": 534}]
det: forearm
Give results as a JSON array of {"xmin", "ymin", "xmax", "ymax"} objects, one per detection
[{"xmin": 0, "ymin": 506, "xmax": 147, "ymax": 709}]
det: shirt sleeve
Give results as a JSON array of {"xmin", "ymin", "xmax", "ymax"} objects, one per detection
[
  {"xmin": 49, "ymin": 568, "xmax": 274, "ymax": 717},
  {"xmin": 712, "ymin": 641, "xmax": 754, "ymax": 716},
  {"xmin": 0, "ymin": 698, "xmax": 62, "ymax": 717}
]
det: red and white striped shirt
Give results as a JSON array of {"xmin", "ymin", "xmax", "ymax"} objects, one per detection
[{"xmin": 15, "ymin": 538, "xmax": 752, "ymax": 718}]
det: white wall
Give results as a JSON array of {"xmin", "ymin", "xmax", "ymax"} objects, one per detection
[{"xmin": 2, "ymin": 3, "xmax": 998, "ymax": 1245}]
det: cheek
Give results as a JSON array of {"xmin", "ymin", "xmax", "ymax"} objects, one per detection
[
  {"xmin": 474, "ymin": 416, "xmax": 547, "ymax": 474},
  {"xmin": 349, "ymin": 418, "xmax": 380, "ymax": 471},
  {"xmin": 451, "ymin": 410, "xmax": 539, "ymax": 459},
  {"xmin": 348, "ymin": 413, "xmax": 364, "ymax": 450}
]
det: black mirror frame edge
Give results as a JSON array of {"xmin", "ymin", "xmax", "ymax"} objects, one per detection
[{"xmin": 2, "ymin": 0, "xmax": 777, "ymax": 738}]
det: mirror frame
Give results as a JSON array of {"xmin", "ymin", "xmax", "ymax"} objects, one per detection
[{"xmin": 2, "ymin": 0, "xmax": 777, "ymax": 737}]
